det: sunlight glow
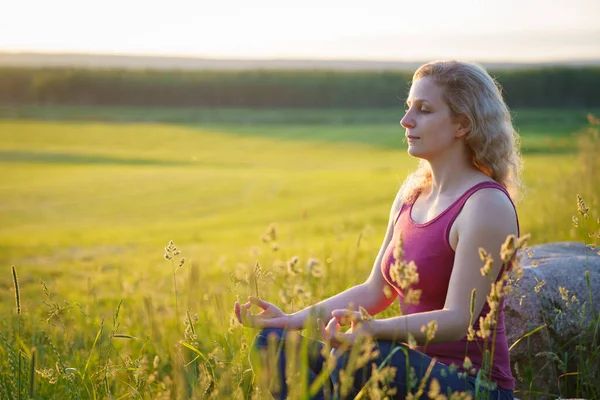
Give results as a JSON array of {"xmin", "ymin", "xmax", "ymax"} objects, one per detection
[{"xmin": 1, "ymin": 0, "xmax": 599, "ymax": 61}]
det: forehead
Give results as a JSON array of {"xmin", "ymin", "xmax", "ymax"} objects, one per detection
[{"xmin": 407, "ymin": 77, "xmax": 445, "ymax": 104}]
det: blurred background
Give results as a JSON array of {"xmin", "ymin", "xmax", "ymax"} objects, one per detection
[
  {"xmin": 1, "ymin": 0, "xmax": 599, "ymax": 298},
  {"xmin": 1, "ymin": 1, "xmax": 600, "ymax": 398},
  {"xmin": 1, "ymin": 0, "xmax": 599, "ymax": 285}
]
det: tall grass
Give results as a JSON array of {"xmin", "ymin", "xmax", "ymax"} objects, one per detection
[{"xmin": 0, "ymin": 115, "xmax": 598, "ymax": 398}]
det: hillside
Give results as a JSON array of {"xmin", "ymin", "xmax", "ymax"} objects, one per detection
[{"xmin": 2, "ymin": 51, "xmax": 600, "ymax": 71}]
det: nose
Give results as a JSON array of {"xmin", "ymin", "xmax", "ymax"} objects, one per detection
[{"xmin": 400, "ymin": 110, "xmax": 415, "ymax": 129}]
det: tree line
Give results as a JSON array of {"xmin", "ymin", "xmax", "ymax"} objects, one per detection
[{"xmin": 1, "ymin": 67, "xmax": 599, "ymax": 108}]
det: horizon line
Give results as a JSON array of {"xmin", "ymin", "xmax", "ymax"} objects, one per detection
[{"xmin": 2, "ymin": 50, "xmax": 600, "ymax": 65}]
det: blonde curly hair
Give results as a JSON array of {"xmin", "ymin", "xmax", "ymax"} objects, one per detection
[{"xmin": 400, "ymin": 60, "xmax": 523, "ymax": 203}]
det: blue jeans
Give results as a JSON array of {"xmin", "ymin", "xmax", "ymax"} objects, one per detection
[{"xmin": 250, "ymin": 328, "xmax": 514, "ymax": 400}]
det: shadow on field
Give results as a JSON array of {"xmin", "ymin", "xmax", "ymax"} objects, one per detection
[
  {"xmin": 2, "ymin": 106, "xmax": 598, "ymax": 155},
  {"xmin": 0, "ymin": 150, "xmax": 191, "ymax": 166}
]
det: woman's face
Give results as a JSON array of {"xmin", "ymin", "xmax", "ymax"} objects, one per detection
[{"xmin": 400, "ymin": 77, "xmax": 464, "ymax": 160}]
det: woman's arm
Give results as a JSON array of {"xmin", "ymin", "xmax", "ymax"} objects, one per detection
[
  {"xmin": 353, "ymin": 188, "xmax": 519, "ymax": 344},
  {"xmin": 286, "ymin": 188, "xmax": 404, "ymax": 330}
]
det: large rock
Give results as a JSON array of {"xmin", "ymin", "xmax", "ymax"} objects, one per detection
[{"xmin": 505, "ymin": 242, "xmax": 600, "ymax": 397}]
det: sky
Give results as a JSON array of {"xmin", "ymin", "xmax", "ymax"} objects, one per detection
[{"xmin": 2, "ymin": 0, "xmax": 600, "ymax": 62}]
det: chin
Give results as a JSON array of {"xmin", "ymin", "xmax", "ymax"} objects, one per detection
[{"xmin": 407, "ymin": 147, "xmax": 425, "ymax": 159}]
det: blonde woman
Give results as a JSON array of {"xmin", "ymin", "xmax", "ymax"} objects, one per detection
[{"xmin": 235, "ymin": 60, "xmax": 520, "ymax": 399}]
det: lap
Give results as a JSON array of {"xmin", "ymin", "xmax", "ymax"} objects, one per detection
[{"xmin": 251, "ymin": 329, "xmax": 513, "ymax": 399}]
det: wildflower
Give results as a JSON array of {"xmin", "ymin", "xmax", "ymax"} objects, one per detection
[
  {"xmin": 310, "ymin": 264, "xmax": 323, "ymax": 278},
  {"xmin": 287, "ymin": 256, "xmax": 300, "ymax": 275},
  {"xmin": 500, "ymin": 234, "xmax": 517, "ymax": 264},
  {"xmin": 571, "ymin": 295, "xmax": 578, "ymax": 303},
  {"xmin": 390, "ymin": 260, "xmax": 419, "ymax": 291},
  {"xmin": 478, "ymin": 247, "xmax": 488, "ymax": 262},
  {"xmin": 164, "ymin": 240, "xmax": 185, "ymax": 269},
  {"xmin": 572, "ymin": 216, "xmax": 580, "ymax": 228},
  {"xmin": 420, "ymin": 320, "xmax": 438, "ymax": 343},
  {"xmin": 577, "ymin": 194, "xmax": 589, "ymax": 218},
  {"xmin": 307, "ymin": 257, "xmax": 324, "ymax": 277},
  {"xmin": 383, "ymin": 286, "xmax": 393, "ymax": 299},
  {"xmin": 516, "ymin": 233, "xmax": 531, "ymax": 249},
  {"xmin": 510, "ymin": 265, "xmax": 523, "ymax": 281},
  {"xmin": 36, "ymin": 367, "xmax": 58, "ymax": 384},
  {"xmin": 428, "ymin": 378, "xmax": 441, "ymax": 399},
  {"xmin": 477, "ymin": 315, "xmax": 492, "ymax": 339},
  {"xmin": 164, "ymin": 240, "xmax": 176, "ymax": 259},
  {"xmin": 405, "ymin": 288, "xmax": 422, "ymax": 306},
  {"xmin": 393, "ymin": 234, "xmax": 404, "ymax": 261},
  {"xmin": 449, "ymin": 391, "xmax": 473, "ymax": 400},
  {"xmin": 367, "ymin": 363, "xmax": 398, "ymax": 399},
  {"xmin": 559, "ymin": 287, "xmax": 569, "ymax": 302},
  {"xmin": 354, "ymin": 336, "xmax": 380, "ymax": 369},
  {"xmin": 293, "ymin": 284, "xmax": 305, "ymax": 297},
  {"xmin": 479, "ymin": 253, "xmax": 493, "ymax": 277},
  {"xmin": 467, "ymin": 325, "xmax": 476, "ymax": 341},
  {"xmin": 462, "ymin": 356, "xmax": 473, "ymax": 371},
  {"xmin": 534, "ymin": 278, "xmax": 546, "ymax": 293},
  {"xmin": 338, "ymin": 368, "xmax": 355, "ymax": 398},
  {"xmin": 359, "ymin": 306, "xmax": 372, "ymax": 321}
]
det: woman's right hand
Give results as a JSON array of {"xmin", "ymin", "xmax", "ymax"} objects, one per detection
[{"xmin": 234, "ymin": 296, "xmax": 291, "ymax": 329}]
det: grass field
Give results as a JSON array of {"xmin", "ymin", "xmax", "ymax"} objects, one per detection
[{"xmin": 0, "ymin": 106, "xmax": 599, "ymax": 398}]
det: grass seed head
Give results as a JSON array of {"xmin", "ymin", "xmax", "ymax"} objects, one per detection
[
  {"xmin": 479, "ymin": 254, "xmax": 494, "ymax": 277},
  {"xmin": 577, "ymin": 194, "xmax": 590, "ymax": 218},
  {"xmin": 11, "ymin": 265, "xmax": 20, "ymax": 315},
  {"xmin": 420, "ymin": 320, "xmax": 438, "ymax": 343},
  {"xmin": 500, "ymin": 234, "xmax": 517, "ymax": 263},
  {"xmin": 534, "ymin": 278, "xmax": 546, "ymax": 293}
]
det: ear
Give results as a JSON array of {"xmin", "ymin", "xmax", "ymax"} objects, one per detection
[{"xmin": 454, "ymin": 116, "xmax": 471, "ymax": 139}]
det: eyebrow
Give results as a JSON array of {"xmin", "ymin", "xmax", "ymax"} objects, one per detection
[{"xmin": 406, "ymin": 98, "xmax": 430, "ymax": 106}]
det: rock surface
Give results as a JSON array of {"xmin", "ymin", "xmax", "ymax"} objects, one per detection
[{"xmin": 504, "ymin": 242, "xmax": 600, "ymax": 397}]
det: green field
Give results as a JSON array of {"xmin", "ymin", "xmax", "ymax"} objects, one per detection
[{"xmin": 1, "ymin": 107, "xmax": 599, "ymax": 398}]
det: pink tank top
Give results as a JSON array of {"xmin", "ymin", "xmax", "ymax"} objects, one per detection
[{"xmin": 381, "ymin": 181, "xmax": 517, "ymax": 390}]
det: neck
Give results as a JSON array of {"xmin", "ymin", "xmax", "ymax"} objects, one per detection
[{"xmin": 426, "ymin": 143, "xmax": 481, "ymax": 196}]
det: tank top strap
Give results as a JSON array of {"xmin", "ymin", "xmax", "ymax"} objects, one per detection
[{"xmin": 445, "ymin": 181, "xmax": 520, "ymax": 236}]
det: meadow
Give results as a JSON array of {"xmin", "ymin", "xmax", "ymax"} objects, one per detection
[{"xmin": 0, "ymin": 106, "xmax": 599, "ymax": 399}]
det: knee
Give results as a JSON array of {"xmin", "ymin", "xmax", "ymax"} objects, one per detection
[{"xmin": 252, "ymin": 328, "xmax": 285, "ymax": 349}]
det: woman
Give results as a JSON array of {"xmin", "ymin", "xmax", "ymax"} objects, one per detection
[{"xmin": 234, "ymin": 60, "xmax": 521, "ymax": 399}]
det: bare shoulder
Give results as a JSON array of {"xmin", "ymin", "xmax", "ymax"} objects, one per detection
[
  {"xmin": 459, "ymin": 186, "xmax": 518, "ymax": 233},
  {"xmin": 389, "ymin": 185, "xmax": 405, "ymax": 217}
]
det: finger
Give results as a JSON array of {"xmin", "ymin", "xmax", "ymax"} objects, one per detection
[
  {"xmin": 241, "ymin": 303, "xmax": 251, "ymax": 313},
  {"xmin": 326, "ymin": 317, "xmax": 339, "ymax": 338},
  {"xmin": 248, "ymin": 296, "xmax": 270, "ymax": 310},
  {"xmin": 234, "ymin": 302, "xmax": 242, "ymax": 324},
  {"xmin": 245, "ymin": 308, "xmax": 254, "ymax": 328},
  {"xmin": 332, "ymin": 310, "xmax": 361, "ymax": 325}
]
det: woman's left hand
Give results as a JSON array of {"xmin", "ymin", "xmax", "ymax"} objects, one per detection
[{"xmin": 319, "ymin": 309, "xmax": 374, "ymax": 348}]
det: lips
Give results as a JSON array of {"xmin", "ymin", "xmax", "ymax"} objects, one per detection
[{"xmin": 406, "ymin": 135, "xmax": 420, "ymax": 139}]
